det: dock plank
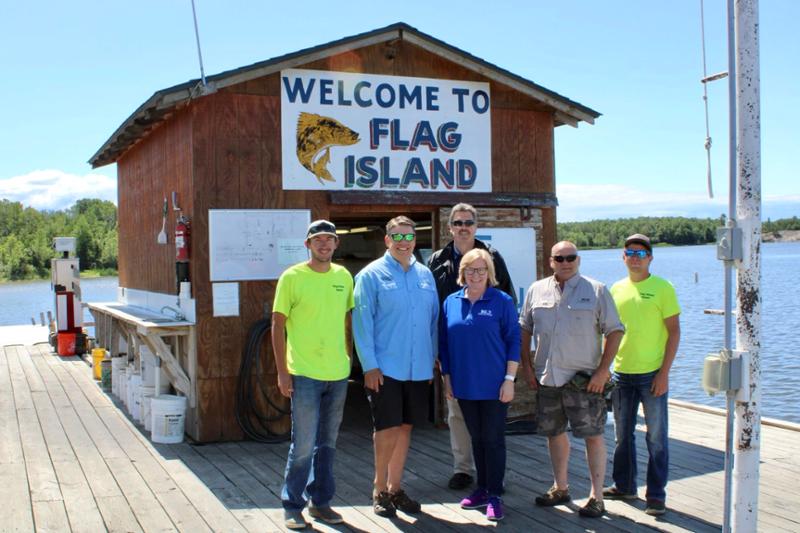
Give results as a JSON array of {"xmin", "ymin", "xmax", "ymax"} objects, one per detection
[
  {"xmin": 15, "ymin": 344, "xmax": 46, "ymax": 392},
  {"xmin": 52, "ymin": 460, "xmax": 108, "ymax": 533},
  {"xmin": 0, "ymin": 347, "xmax": 25, "ymax": 466},
  {"xmin": 6, "ymin": 344, "xmax": 34, "ymax": 411},
  {"xmin": 150, "ymin": 446, "xmax": 248, "ymax": 533},
  {"xmin": 31, "ymin": 500, "xmax": 70, "ymax": 533},
  {"xmin": 191, "ymin": 444, "xmax": 287, "ymax": 532},
  {"xmin": 51, "ymin": 353, "xmax": 250, "ymax": 533},
  {"xmin": 57, "ymin": 360, "xmax": 217, "ymax": 533},
  {"xmin": 0, "ymin": 461, "xmax": 35, "ymax": 532},
  {"xmin": 18, "ymin": 404, "xmax": 63, "ymax": 503},
  {"xmin": 3, "ymin": 340, "xmax": 800, "ymax": 532},
  {"xmin": 95, "ymin": 494, "xmax": 145, "ymax": 533}
]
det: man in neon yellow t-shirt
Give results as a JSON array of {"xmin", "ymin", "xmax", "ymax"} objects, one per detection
[
  {"xmin": 604, "ymin": 234, "xmax": 680, "ymax": 517},
  {"xmin": 272, "ymin": 219, "xmax": 354, "ymax": 530}
]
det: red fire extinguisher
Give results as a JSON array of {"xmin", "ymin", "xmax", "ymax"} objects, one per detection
[{"xmin": 175, "ymin": 215, "xmax": 190, "ymax": 262}]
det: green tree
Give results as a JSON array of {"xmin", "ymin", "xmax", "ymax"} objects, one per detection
[{"xmin": 0, "ymin": 198, "xmax": 118, "ymax": 281}]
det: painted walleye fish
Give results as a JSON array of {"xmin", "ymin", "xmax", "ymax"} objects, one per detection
[{"xmin": 296, "ymin": 112, "xmax": 360, "ymax": 183}]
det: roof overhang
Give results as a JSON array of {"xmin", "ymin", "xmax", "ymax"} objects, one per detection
[{"xmin": 90, "ymin": 22, "xmax": 600, "ymax": 168}]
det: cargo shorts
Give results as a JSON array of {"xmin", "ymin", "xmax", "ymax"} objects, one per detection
[{"xmin": 536, "ymin": 384, "xmax": 607, "ymax": 438}]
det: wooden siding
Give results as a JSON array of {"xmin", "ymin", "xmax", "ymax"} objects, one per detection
[
  {"xmin": 117, "ymin": 107, "xmax": 193, "ymax": 293},
  {"xmin": 116, "ymin": 40, "xmax": 561, "ymax": 442},
  {"xmin": 189, "ymin": 94, "xmax": 295, "ymax": 441},
  {"xmin": 224, "ymin": 40, "xmax": 556, "ymax": 197}
]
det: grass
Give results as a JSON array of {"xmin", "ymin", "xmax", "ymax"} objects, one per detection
[{"xmin": 0, "ymin": 268, "xmax": 118, "ymax": 284}]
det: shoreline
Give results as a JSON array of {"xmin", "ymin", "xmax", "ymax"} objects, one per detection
[
  {"xmin": 762, "ymin": 229, "xmax": 800, "ymax": 242},
  {"xmin": 0, "ymin": 272, "xmax": 118, "ymax": 286},
  {"xmin": 553, "ymin": 236, "xmax": 799, "ymax": 252},
  {"xmin": 2, "ymin": 237, "xmax": 798, "ymax": 283}
]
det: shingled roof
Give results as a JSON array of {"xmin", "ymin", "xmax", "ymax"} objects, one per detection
[{"xmin": 89, "ymin": 22, "xmax": 600, "ymax": 168}]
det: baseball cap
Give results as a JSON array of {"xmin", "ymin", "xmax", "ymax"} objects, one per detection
[
  {"xmin": 306, "ymin": 219, "xmax": 338, "ymax": 239},
  {"xmin": 624, "ymin": 233, "xmax": 652, "ymax": 252}
]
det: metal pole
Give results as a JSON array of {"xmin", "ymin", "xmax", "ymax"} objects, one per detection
[
  {"xmin": 722, "ymin": 0, "xmax": 737, "ymax": 530},
  {"xmin": 732, "ymin": 0, "xmax": 761, "ymax": 530},
  {"xmin": 190, "ymin": 0, "xmax": 207, "ymax": 89}
]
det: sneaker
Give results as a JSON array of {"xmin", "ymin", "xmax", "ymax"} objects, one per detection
[
  {"xmin": 645, "ymin": 499, "xmax": 666, "ymax": 516},
  {"xmin": 486, "ymin": 496, "xmax": 504, "ymax": 521},
  {"xmin": 602, "ymin": 485, "xmax": 638, "ymax": 500},
  {"xmin": 448, "ymin": 472, "xmax": 474, "ymax": 490},
  {"xmin": 283, "ymin": 509, "xmax": 308, "ymax": 530},
  {"xmin": 390, "ymin": 489, "xmax": 421, "ymax": 514},
  {"xmin": 373, "ymin": 491, "xmax": 396, "ymax": 517},
  {"xmin": 460, "ymin": 488, "xmax": 489, "ymax": 509},
  {"xmin": 535, "ymin": 485, "xmax": 571, "ymax": 507},
  {"xmin": 578, "ymin": 497, "xmax": 606, "ymax": 518},
  {"xmin": 308, "ymin": 505, "xmax": 344, "ymax": 524}
]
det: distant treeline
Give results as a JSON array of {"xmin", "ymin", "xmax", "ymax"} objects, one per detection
[
  {"xmin": 1, "ymin": 201, "xmax": 798, "ymax": 282},
  {"xmin": 558, "ymin": 215, "xmax": 800, "ymax": 249},
  {"xmin": 0, "ymin": 198, "xmax": 117, "ymax": 281}
]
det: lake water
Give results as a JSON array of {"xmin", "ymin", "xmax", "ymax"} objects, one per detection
[
  {"xmin": 578, "ymin": 241, "xmax": 800, "ymax": 423},
  {"xmin": 0, "ymin": 276, "xmax": 119, "ymax": 330},
  {"xmin": 1, "ymin": 242, "xmax": 798, "ymax": 422}
]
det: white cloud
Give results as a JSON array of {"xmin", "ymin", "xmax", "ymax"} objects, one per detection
[
  {"xmin": 557, "ymin": 183, "xmax": 800, "ymax": 222},
  {"xmin": 0, "ymin": 169, "xmax": 117, "ymax": 210}
]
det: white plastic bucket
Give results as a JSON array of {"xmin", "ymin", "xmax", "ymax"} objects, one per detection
[
  {"xmin": 111, "ymin": 357, "xmax": 127, "ymax": 397},
  {"xmin": 150, "ymin": 394, "xmax": 188, "ymax": 444},
  {"xmin": 127, "ymin": 373, "xmax": 141, "ymax": 420},
  {"xmin": 140, "ymin": 346, "xmax": 169, "ymax": 388},
  {"xmin": 117, "ymin": 366, "xmax": 127, "ymax": 402},
  {"xmin": 139, "ymin": 385, "xmax": 156, "ymax": 428}
]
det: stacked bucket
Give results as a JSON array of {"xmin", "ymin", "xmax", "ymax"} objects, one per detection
[{"xmin": 96, "ymin": 345, "xmax": 188, "ymax": 444}]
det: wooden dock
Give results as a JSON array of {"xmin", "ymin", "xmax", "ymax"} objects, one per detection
[{"xmin": 2, "ymin": 338, "xmax": 798, "ymax": 532}]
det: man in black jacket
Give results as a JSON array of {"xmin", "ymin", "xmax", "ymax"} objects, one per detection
[{"xmin": 428, "ymin": 203, "xmax": 516, "ymax": 490}]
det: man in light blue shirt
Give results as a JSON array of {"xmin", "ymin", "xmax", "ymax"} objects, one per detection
[{"xmin": 353, "ymin": 215, "xmax": 439, "ymax": 518}]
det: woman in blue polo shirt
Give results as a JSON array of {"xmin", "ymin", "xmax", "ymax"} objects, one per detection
[{"xmin": 439, "ymin": 248, "xmax": 520, "ymax": 522}]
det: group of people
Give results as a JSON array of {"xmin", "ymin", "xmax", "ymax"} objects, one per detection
[{"xmin": 271, "ymin": 204, "xmax": 680, "ymax": 529}]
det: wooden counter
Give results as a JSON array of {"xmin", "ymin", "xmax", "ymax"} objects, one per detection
[{"xmin": 87, "ymin": 302, "xmax": 196, "ymax": 409}]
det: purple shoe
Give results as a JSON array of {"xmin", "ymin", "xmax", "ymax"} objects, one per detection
[
  {"xmin": 460, "ymin": 488, "xmax": 489, "ymax": 509},
  {"xmin": 486, "ymin": 496, "xmax": 504, "ymax": 521}
]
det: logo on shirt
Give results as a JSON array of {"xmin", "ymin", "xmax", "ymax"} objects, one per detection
[
  {"xmin": 478, "ymin": 309, "xmax": 493, "ymax": 317},
  {"xmin": 332, "ymin": 284, "xmax": 345, "ymax": 292},
  {"xmin": 580, "ymin": 297, "xmax": 591, "ymax": 303},
  {"xmin": 639, "ymin": 292, "xmax": 655, "ymax": 300}
]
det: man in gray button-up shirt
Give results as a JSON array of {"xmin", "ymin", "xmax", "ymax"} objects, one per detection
[{"xmin": 519, "ymin": 241, "xmax": 624, "ymax": 518}]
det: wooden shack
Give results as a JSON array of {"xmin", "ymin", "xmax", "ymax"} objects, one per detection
[{"xmin": 89, "ymin": 22, "xmax": 599, "ymax": 442}]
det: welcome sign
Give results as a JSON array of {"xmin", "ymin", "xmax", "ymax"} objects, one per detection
[{"xmin": 280, "ymin": 69, "xmax": 492, "ymax": 192}]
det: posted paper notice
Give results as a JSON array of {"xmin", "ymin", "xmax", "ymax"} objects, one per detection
[{"xmin": 212, "ymin": 282, "xmax": 239, "ymax": 317}]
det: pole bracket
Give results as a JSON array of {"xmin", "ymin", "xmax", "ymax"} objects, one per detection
[{"xmin": 716, "ymin": 226, "xmax": 743, "ymax": 261}]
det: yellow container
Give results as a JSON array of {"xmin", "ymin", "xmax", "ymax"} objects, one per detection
[{"xmin": 92, "ymin": 348, "xmax": 106, "ymax": 380}]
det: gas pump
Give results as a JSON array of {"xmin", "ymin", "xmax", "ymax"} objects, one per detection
[{"xmin": 51, "ymin": 237, "xmax": 84, "ymax": 355}]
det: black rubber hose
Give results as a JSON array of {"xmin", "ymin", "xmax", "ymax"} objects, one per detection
[{"xmin": 234, "ymin": 317, "xmax": 291, "ymax": 443}]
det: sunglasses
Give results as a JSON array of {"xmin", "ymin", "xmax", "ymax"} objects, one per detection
[
  {"xmin": 551, "ymin": 254, "xmax": 578, "ymax": 263},
  {"xmin": 624, "ymin": 249, "xmax": 650, "ymax": 258},
  {"xmin": 464, "ymin": 267, "xmax": 488, "ymax": 276},
  {"xmin": 389, "ymin": 233, "xmax": 416, "ymax": 242},
  {"xmin": 451, "ymin": 220, "xmax": 476, "ymax": 227}
]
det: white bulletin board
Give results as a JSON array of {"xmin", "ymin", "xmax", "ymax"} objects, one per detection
[
  {"xmin": 208, "ymin": 209, "xmax": 311, "ymax": 281},
  {"xmin": 476, "ymin": 227, "xmax": 537, "ymax": 312}
]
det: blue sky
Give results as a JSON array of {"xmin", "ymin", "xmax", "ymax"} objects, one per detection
[{"xmin": 0, "ymin": 1, "xmax": 797, "ymax": 221}]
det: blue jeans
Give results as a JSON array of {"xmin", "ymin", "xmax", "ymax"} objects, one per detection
[
  {"xmin": 281, "ymin": 376, "xmax": 348, "ymax": 510},
  {"xmin": 611, "ymin": 371, "xmax": 669, "ymax": 501},
  {"xmin": 458, "ymin": 399, "xmax": 508, "ymax": 497}
]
